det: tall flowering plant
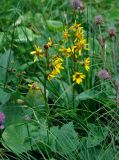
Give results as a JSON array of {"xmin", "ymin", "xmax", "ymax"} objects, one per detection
[{"xmin": 30, "ymin": 21, "xmax": 90, "ymax": 88}]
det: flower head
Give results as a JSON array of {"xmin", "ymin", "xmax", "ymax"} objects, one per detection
[
  {"xmin": 75, "ymin": 38, "xmax": 89, "ymax": 54},
  {"xmin": 53, "ymin": 56, "xmax": 63, "ymax": 65},
  {"xmin": 108, "ymin": 27, "xmax": 116, "ymax": 37},
  {"xmin": 98, "ymin": 70, "xmax": 111, "ymax": 80},
  {"xmin": 70, "ymin": 0, "xmax": 84, "ymax": 10},
  {"xmin": 28, "ymin": 83, "xmax": 40, "ymax": 92},
  {"xmin": 74, "ymin": 27, "xmax": 84, "ymax": 42},
  {"xmin": 72, "ymin": 72, "xmax": 86, "ymax": 84},
  {"xmin": 59, "ymin": 46, "xmax": 72, "ymax": 57},
  {"xmin": 70, "ymin": 21, "xmax": 81, "ymax": 32},
  {"xmin": 55, "ymin": 63, "xmax": 64, "ymax": 73},
  {"xmin": 30, "ymin": 46, "xmax": 43, "ymax": 62},
  {"xmin": 48, "ymin": 69, "xmax": 58, "ymax": 80},
  {"xmin": 48, "ymin": 56, "xmax": 64, "ymax": 80},
  {"xmin": 95, "ymin": 15, "xmax": 103, "ymax": 25}
]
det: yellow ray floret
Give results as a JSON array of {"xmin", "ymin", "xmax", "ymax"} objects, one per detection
[
  {"xmin": 83, "ymin": 57, "xmax": 90, "ymax": 71},
  {"xmin": 48, "ymin": 69, "xmax": 58, "ymax": 80},
  {"xmin": 30, "ymin": 46, "xmax": 43, "ymax": 62}
]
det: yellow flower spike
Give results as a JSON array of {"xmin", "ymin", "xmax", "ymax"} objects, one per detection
[
  {"xmin": 72, "ymin": 72, "xmax": 86, "ymax": 84},
  {"xmin": 30, "ymin": 45, "xmax": 43, "ymax": 62},
  {"xmin": 83, "ymin": 57, "xmax": 90, "ymax": 71}
]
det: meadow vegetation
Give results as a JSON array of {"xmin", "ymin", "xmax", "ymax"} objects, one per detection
[{"xmin": 0, "ymin": 0, "xmax": 119, "ymax": 159}]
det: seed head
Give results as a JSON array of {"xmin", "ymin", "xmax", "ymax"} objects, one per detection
[
  {"xmin": 109, "ymin": 27, "xmax": 116, "ymax": 37},
  {"xmin": 98, "ymin": 70, "xmax": 111, "ymax": 80},
  {"xmin": 95, "ymin": 15, "xmax": 103, "ymax": 25},
  {"xmin": 70, "ymin": 0, "xmax": 84, "ymax": 10},
  {"xmin": 44, "ymin": 44, "xmax": 49, "ymax": 49}
]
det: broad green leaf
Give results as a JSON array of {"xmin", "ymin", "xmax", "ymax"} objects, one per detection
[
  {"xmin": 15, "ymin": 27, "xmax": 36, "ymax": 42},
  {"xmin": 25, "ymin": 89, "xmax": 46, "ymax": 111},
  {"xmin": 76, "ymin": 89, "xmax": 115, "ymax": 107},
  {"xmin": 46, "ymin": 20, "xmax": 63, "ymax": 32},
  {"xmin": 2, "ymin": 120, "xmax": 48, "ymax": 154},
  {"xmin": 2, "ymin": 123, "xmax": 31, "ymax": 154},
  {"xmin": 0, "ymin": 104, "xmax": 23, "ymax": 126},
  {"xmin": 49, "ymin": 126, "xmax": 59, "ymax": 152},
  {"xmin": 87, "ymin": 124, "xmax": 109, "ymax": 148},
  {"xmin": 80, "ymin": 145, "xmax": 113, "ymax": 160},
  {"xmin": 57, "ymin": 122, "xmax": 79, "ymax": 154},
  {"xmin": 0, "ymin": 89, "xmax": 11, "ymax": 105},
  {"xmin": 76, "ymin": 89, "xmax": 99, "ymax": 100},
  {"xmin": 0, "ymin": 50, "xmax": 14, "ymax": 83}
]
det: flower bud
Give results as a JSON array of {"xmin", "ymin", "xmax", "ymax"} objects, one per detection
[
  {"xmin": 17, "ymin": 99, "xmax": 25, "ymax": 105},
  {"xmin": 44, "ymin": 44, "xmax": 49, "ymax": 49}
]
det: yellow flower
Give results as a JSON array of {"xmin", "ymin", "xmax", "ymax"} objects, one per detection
[
  {"xmin": 70, "ymin": 21, "xmax": 81, "ymax": 32},
  {"xmin": 30, "ymin": 46, "xmax": 43, "ymax": 62},
  {"xmin": 63, "ymin": 29, "xmax": 70, "ymax": 40},
  {"xmin": 55, "ymin": 63, "xmax": 64, "ymax": 73},
  {"xmin": 74, "ymin": 28, "xmax": 84, "ymax": 42},
  {"xmin": 48, "ymin": 69, "xmax": 58, "ymax": 80},
  {"xmin": 72, "ymin": 72, "xmax": 86, "ymax": 84},
  {"xmin": 54, "ymin": 56, "xmax": 64, "ymax": 73},
  {"xmin": 54, "ymin": 56, "xmax": 63, "ymax": 65},
  {"xmin": 59, "ymin": 46, "xmax": 71, "ymax": 57},
  {"xmin": 48, "ymin": 56, "xmax": 64, "ymax": 80},
  {"xmin": 83, "ymin": 57, "xmax": 90, "ymax": 71},
  {"xmin": 71, "ymin": 45, "xmax": 77, "ymax": 53}
]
